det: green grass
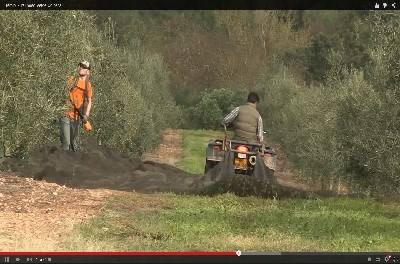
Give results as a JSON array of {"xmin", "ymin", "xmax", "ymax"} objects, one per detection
[
  {"xmin": 63, "ymin": 192, "xmax": 400, "ymax": 251},
  {"xmin": 176, "ymin": 129, "xmax": 231, "ymax": 175},
  {"xmin": 63, "ymin": 129, "xmax": 400, "ymax": 251}
]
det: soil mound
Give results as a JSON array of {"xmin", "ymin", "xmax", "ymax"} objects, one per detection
[
  {"xmin": 1, "ymin": 140, "xmax": 335, "ymax": 199},
  {"xmin": 2, "ymin": 143, "xmax": 200, "ymax": 194}
]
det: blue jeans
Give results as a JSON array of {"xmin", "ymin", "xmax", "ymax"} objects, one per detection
[{"xmin": 59, "ymin": 117, "xmax": 80, "ymax": 151}]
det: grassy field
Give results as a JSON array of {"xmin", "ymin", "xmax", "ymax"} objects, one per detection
[
  {"xmin": 176, "ymin": 129, "xmax": 227, "ymax": 174},
  {"xmin": 63, "ymin": 130, "xmax": 400, "ymax": 252}
]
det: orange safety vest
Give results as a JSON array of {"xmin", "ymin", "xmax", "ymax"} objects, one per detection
[{"xmin": 65, "ymin": 76, "xmax": 93, "ymax": 120}]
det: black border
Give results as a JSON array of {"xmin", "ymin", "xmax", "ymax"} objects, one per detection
[
  {"xmin": 0, "ymin": 0, "xmax": 386, "ymax": 10},
  {"xmin": 1, "ymin": 253, "xmax": 400, "ymax": 264}
]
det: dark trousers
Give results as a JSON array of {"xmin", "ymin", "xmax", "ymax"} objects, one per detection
[{"xmin": 59, "ymin": 117, "xmax": 80, "ymax": 151}]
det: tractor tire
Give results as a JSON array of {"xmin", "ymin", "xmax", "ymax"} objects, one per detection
[{"xmin": 204, "ymin": 159, "xmax": 216, "ymax": 174}]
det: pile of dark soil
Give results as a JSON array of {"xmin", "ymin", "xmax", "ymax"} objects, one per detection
[
  {"xmin": 2, "ymin": 143, "xmax": 200, "ymax": 194},
  {"xmin": 1, "ymin": 142, "xmax": 338, "ymax": 199},
  {"xmin": 191, "ymin": 152, "xmax": 322, "ymax": 199}
]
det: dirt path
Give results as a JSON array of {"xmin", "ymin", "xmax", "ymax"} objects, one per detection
[
  {"xmin": 272, "ymin": 143, "xmax": 312, "ymax": 192},
  {"xmin": 272, "ymin": 143, "xmax": 348, "ymax": 194},
  {"xmin": 143, "ymin": 128, "xmax": 183, "ymax": 166},
  {"xmin": 0, "ymin": 171, "xmax": 118, "ymax": 251}
]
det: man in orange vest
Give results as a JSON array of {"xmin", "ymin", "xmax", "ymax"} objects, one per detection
[{"xmin": 60, "ymin": 60, "xmax": 93, "ymax": 151}]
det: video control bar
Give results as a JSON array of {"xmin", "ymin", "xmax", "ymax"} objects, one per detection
[
  {"xmin": 1, "ymin": 252, "xmax": 399, "ymax": 264},
  {"xmin": 0, "ymin": 0, "xmax": 398, "ymax": 10}
]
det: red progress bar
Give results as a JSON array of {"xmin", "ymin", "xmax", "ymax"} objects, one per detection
[{"xmin": 0, "ymin": 252, "xmax": 236, "ymax": 256}]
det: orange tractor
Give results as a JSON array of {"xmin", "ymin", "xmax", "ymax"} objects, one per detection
[{"xmin": 204, "ymin": 126, "xmax": 277, "ymax": 178}]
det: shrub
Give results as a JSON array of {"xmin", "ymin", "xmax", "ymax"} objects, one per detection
[
  {"xmin": 0, "ymin": 11, "xmax": 177, "ymax": 158},
  {"xmin": 184, "ymin": 88, "xmax": 247, "ymax": 129},
  {"xmin": 256, "ymin": 13, "xmax": 400, "ymax": 196}
]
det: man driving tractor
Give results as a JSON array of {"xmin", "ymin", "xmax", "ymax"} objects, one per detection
[
  {"xmin": 203, "ymin": 91, "xmax": 277, "ymax": 195},
  {"xmin": 221, "ymin": 92, "xmax": 263, "ymax": 144},
  {"xmin": 202, "ymin": 91, "xmax": 276, "ymax": 193}
]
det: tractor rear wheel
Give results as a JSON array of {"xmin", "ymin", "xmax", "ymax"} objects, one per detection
[{"xmin": 204, "ymin": 159, "xmax": 217, "ymax": 174}]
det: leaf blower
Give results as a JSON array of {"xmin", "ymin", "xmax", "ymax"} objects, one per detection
[{"xmin": 74, "ymin": 106, "xmax": 93, "ymax": 132}]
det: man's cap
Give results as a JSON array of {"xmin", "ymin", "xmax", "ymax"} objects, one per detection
[{"xmin": 79, "ymin": 60, "xmax": 91, "ymax": 70}]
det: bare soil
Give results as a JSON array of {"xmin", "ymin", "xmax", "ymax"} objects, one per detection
[
  {"xmin": 2, "ymin": 140, "xmax": 198, "ymax": 194},
  {"xmin": 0, "ymin": 171, "xmax": 119, "ymax": 251},
  {"xmin": 273, "ymin": 143, "xmax": 313, "ymax": 192},
  {"xmin": 272, "ymin": 142, "xmax": 349, "ymax": 195},
  {"xmin": 143, "ymin": 128, "xmax": 183, "ymax": 166}
]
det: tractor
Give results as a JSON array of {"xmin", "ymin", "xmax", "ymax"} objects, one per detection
[{"xmin": 204, "ymin": 126, "xmax": 277, "ymax": 178}]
